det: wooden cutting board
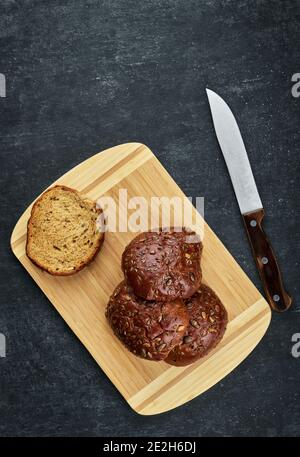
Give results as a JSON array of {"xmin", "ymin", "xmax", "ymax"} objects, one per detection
[{"xmin": 10, "ymin": 143, "xmax": 271, "ymax": 415}]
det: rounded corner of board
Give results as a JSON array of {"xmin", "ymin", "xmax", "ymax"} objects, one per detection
[
  {"xmin": 128, "ymin": 401, "xmax": 171, "ymax": 417},
  {"xmin": 263, "ymin": 305, "xmax": 272, "ymax": 333},
  {"xmin": 10, "ymin": 217, "xmax": 24, "ymax": 253},
  {"xmin": 127, "ymin": 142, "xmax": 154, "ymax": 156},
  {"xmin": 259, "ymin": 297, "xmax": 272, "ymax": 328}
]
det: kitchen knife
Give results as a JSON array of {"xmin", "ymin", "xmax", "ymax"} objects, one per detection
[{"xmin": 206, "ymin": 88, "xmax": 292, "ymax": 312}]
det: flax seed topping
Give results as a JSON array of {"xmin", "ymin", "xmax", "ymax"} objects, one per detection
[
  {"xmin": 166, "ymin": 284, "xmax": 228, "ymax": 366},
  {"xmin": 121, "ymin": 227, "xmax": 203, "ymax": 301},
  {"xmin": 106, "ymin": 281, "xmax": 189, "ymax": 361}
]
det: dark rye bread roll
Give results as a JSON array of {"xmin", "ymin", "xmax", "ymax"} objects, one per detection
[
  {"xmin": 121, "ymin": 228, "xmax": 203, "ymax": 301},
  {"xmin": 106, "ymin": 281, "xmax": 189, "ymax": 361},
  {"xmin": 166, "ymin": 284, "xmax": 228, "ymax": 366}
]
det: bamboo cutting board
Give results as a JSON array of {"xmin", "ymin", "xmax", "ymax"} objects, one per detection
[{"xmin": 10, "ymin": 143, "xmax": 271, "ymax": 415}]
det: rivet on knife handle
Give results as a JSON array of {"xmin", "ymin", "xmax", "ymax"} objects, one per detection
[{"xmin": 243, "ymin": 209, "xmax": 292, "ymax": 312}]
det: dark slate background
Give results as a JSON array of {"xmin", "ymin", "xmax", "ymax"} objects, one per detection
[{"xmin": 0, "ymin": 0, "xmax": 299, "ymax": 437}]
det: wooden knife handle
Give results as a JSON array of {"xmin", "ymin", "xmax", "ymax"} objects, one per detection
[{"xmin": 243, "ymin": 209, "xmax": 292, "ymax": 312}]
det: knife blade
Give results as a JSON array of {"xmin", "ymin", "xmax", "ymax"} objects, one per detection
[{"xmin": 206, "ymin": 88, "xmax": 292, "ymax": 312}]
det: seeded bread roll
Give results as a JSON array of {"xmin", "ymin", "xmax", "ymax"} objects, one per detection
[
  {"xmin": 26, "ymin": 185, "xmax": 105, "ymax": 275},
  {"xmin": 106, "ymin": 281, "xmax": 189, "ymax": 361},
  {"xmin": 121, "ymin": 227, "xmax": 202, "ymax": 302},
  {"xmin": 166, "ymin": 284, "xmax": 228, "ymax": 366}
]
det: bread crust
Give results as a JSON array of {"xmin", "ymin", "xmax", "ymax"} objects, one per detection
[
  {"xmin": 166, "ymin": 284, "xmax": 228, "ymax": 366},
  {"xmin": 26, "ymin": 185, "xmax": 105, "ymax": 275},
  {"xmin": 122, "ymin": 227, "xmax": 202, "ymax": 301},
  {"xmin": 106, "ymin": 281, "xmax": 189, "ymax": 361}
]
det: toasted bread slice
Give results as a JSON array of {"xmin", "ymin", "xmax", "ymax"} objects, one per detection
[{"xmin": 26, "ymin": 185, "xmax": 104, "ymax": 275}]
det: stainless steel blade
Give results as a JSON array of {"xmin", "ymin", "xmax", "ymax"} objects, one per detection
[{"xmin": 206, "ymin": 88, "xmax": 263, "ymax": 215}]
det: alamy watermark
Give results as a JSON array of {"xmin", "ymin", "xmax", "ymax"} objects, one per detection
[
  {"xmin": 0, "ymin": 73, "xmax": 6, "ymax": 98},
  {"xmin": 291, "ymin": 73, "xmax": 300, "ymax": 98},
  {"xmin": 291, "ymin": 333, "xmax": 300, "ymax": 358},
  {"xmin": 96, "ymin": 189, "xmax": 204, "ymax": 237},
  {"xmin": 0, "ymin": 333, "xmax": 6, "ymax": 357}
]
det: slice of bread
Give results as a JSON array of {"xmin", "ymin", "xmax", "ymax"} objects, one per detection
[{"xmin": 26, "ymin": 185, "xmax": 105, "ymax": 275}]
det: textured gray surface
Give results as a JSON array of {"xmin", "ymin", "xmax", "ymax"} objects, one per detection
[{"xmin": 0, "ymin": 0, "xmax": 299, "ymax": 437}]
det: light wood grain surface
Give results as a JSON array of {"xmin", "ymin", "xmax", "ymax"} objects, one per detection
[{"xmin": 10, "ymin": 143, "xmax": 271, "ymax": 415}]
